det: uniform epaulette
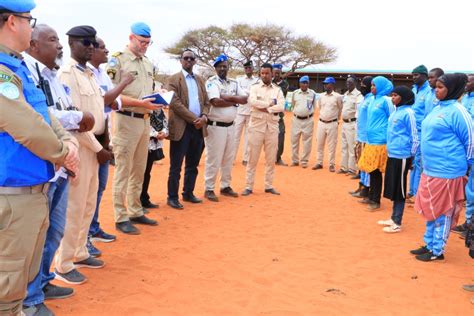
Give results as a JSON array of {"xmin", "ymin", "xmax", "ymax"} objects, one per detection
[{"xmin": 112, "ymin": 52, "xmax": 122, "ymax": 57}]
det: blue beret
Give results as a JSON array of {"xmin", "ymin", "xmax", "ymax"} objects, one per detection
[
  {"xmin": 272, "ymin": 63, "xmax": 283, "ymax": 70},
  {"xmin": 131, "ymin": 22, "xmax": 151, "ymax": 38},
  {"xmin": 213, "ymin": 54, "xmax": 228, "ymax": 67},
  {"xmin": 0, "ymin": 0, "xmax": 36, "ymax": 13},
  {"xmin": 299, "ymin": 76, "xmax": 309, "ymax": 83},
  {"xmin": 66, "ymin": 25, "xmax": 97, "ymax": 37},
  {"xmin": 323, "ymin": 76, "xmax": 336, "ymax": 84}
]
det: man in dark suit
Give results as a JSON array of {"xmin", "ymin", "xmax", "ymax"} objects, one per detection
[{"xmin": 166, "ymin": 49, "xmax": 210, "ymax": 209}]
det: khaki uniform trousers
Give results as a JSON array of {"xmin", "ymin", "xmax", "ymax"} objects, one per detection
[
  {"xmin": 233, "ymin": 113, "xmax": 250, "ymax": 163},
  {"xmin": 55, "ymin": 148, "xmax": 98, "ymax": 274},
  {"xmin": 291, "ymin": 116, "xmax": 314, "ymax": 165},
  {"xmin": 245, "ymin": 124, "xmax": 278, "ymax": 190},
  {"xmin": 340, "ymin": 121, "xmax": 357, "ymax": 172},
  {"xmin": 112, "ymin": 114, "xmax": 149, "ymax": 223},
  {"xmin": 0, "ymin": 191, "xmax": 49, "ymax": 315},
  {"xmin": 316, "ymin": 121, "xmax": 338, "ymax": 166},
  {"xmin": 204, "ymin": 124, "xmax": 236, "ymax": 190}
]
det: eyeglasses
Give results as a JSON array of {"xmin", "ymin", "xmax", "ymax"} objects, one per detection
[
  {"xmin": 133, "ymin": 35, "xmax": 153, "ymax": 47},
  {"xmin": 3, "ymin": 14, "xmax": 37, "ymax": 28},
  {"xmin": 182, "ymin": 56, "xmax": 196, "ymax": 61},
  {"xmin": 76, "ymin": 38, "xmax": 99, "ymax": 48}
]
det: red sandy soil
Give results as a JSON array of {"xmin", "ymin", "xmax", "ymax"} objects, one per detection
[{"xmin": 49, "ymin": 114, "xmax": 473, "ymax": 315}]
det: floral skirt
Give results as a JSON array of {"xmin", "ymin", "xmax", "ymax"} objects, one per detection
[{"xmin": 357, "ymin": 144, "xmax": 388, "ymax": 173}]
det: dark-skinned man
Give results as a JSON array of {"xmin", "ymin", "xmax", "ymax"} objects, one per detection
[
  {"xmin": 204, "ymin": 54, "xmax": 247, "ymax": 202},
  {"xmin": 289, "ymin": 76, "xmax": 317, "ymax": 168},
  {"xmin": 272, "ymin": 63, "xmax": 289, "ymax": 166},
  {"xmin": 0, "ymin": 1, "xmax": 79, "ymax": 314},
  {"xmin": 166, "ymin": 49, "xmax": 210, "ymax": 209},
  {"xmin": 312, "ymin": 77, "xmax": 343, "ymax": 172},
  {"xmin": 407, "ymin": 65, "xmax": 431, "ymax": 202},
  {"xmin": 106, "ymin": 22, "xmax": 162, "ymax": 234},
  {"xmin": 338, "ymin": 76, "xmax": 363, "ymax": 175},
  {"xmin": 54, "ymin": 25, "xmax": 109, "ymax": 285},
  {"xmin": 86, "ymin": 37, "xmax": 136, "ymax": 256},
  {"xmin": 242, "ymin": 63, "xmax": 285, "ymax": 196},
  {"xmin": 234, "ymin": 60, "xmax": 259, "ymax": 166},
  {"xmin": 23, "ymin": 24, "xmax": 95, "ymax": 315},
  {"xmin": 424, "ymin": 67, "xmax": 444, "ymax": 116}
]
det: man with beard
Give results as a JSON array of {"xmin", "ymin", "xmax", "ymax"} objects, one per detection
[
  {"xmin": 272, "ymin": 63, "xmax": 289, "ymax": 166},
  {"xmin": 204, "ymin": 54, "xmax": 247, "ymax": 202},
  {"xmin": 242, "ymin": 63, "xmax": 285, "ymax": 196},
  {"xmin": 22, "ymin": 24, "xmax": 95, "ymax": 315},
  {"xmin": 407, "ymin": 65, "xmax": 431, "ymax": 202},
  {"xmin": 54, "ymin": 25, "xmax": 108, "ymax": 285},
  {"xmin": 106, "ymin": 22, "xmax": 161, "ymax": 234},
  {"xmin": 235, "ymin": 60, "xmax": 259, "ymax": 166},
  {"xmin": 312, "ymin": 77, "xmax": 343, "ymax": 172}
]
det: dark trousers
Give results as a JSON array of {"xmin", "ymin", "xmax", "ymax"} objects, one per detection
[
  {"xmin": 167, "ymin": 124, "xmax": 204, "ymax": 200},
  {"xmin": 141, "ymin": 149, "xmax": 160, "ymax": 204},
  {"xmin": 368, "ymin": 169, "xmax": 382, "ymax": 203},
  {"xmin": 391, "ymin": 200, "xmax": 406, "ymax": 225},
  {"xmin": 276, "ymin": 116, "xmax": 285, "ymax": 161}
]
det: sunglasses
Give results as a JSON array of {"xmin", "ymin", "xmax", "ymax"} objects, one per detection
[
  {"xmin": 2, "ymin": 14, "xmax": 37, "ymax": 28},
  {"xmin": 75, "ymin": 38, "xmax": 99, "ymax": 48},
  {"xmin": 182, "ymin": 56, "xmax": 196, "ymax": 61}
]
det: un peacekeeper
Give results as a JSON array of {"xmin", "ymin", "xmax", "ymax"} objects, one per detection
[
  {"xmin": 106, "ymin": 22, "xmax": 162, "ymax": 235},
  {"xmin": 272, "ymin": 63, "xmax": 289, "ymax": 166},
  {"xmin": 204, "ymin": 54, "xmax": 247, "ymax": 202},
  {"xmin": 0, "ymin": 1, "xmax": 79, "ymax": 314}
]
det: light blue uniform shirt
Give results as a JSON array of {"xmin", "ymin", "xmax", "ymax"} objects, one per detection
[
  {"xmin": 412, "ymin": 80, "xmax": 431, "ymax": 131},
  {"xmin": 182, "ymin": 69, "xmax": 201, "ymax": 117},
  {"xmin": 386, "ymin": 105, "xmax": 419, "ymax": 159}
]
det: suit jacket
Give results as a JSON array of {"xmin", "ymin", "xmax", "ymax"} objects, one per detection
[{"xmin": 166, "ymin": 70, "xmax": 210, "ymax": 141}]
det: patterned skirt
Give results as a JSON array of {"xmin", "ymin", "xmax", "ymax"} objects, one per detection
[{"xmin": 357, "ymin": 144, "xmax": 388, "ymax": 173}]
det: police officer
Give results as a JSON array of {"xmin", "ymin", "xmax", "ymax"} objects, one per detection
[
  {"xmin": 106, "ymin": 22, "xmax": 162, "ymax": 235},
  {"xmin": 338, "ymin": 76, "xmax": 363, "ymax": 175},
  {"xmin": 272, "ymin": 63, "xmax": 289, "ymax": 166},
  {"xmin": 234, "ymin": 60, "xmax": 258, "ymax": 166},
  {"xmin": 312, "ymin": 76, "xmax": 342, "ymax": 172},
  {"xmin": 242, "ymin": 63, "xmax": 285, "ymax": 196},
  {"xmin": 290, "ymin": 76, "xmax": 317, "ymax": 168},
  {"xmin": 204, "ymin": 54, "xmax": 247, "ymax": 202},
  {"xmin": 0, "ymin": 1, "xmax": 79, "ymax": 314}
]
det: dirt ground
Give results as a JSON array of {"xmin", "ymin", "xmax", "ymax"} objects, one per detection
[{"xmin": 50, "ymin": 115, "xmax": 473, "ymax": 315}]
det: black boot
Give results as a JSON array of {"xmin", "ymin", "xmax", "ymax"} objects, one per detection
[
  {"xmin": 349, "ymin": 183, "xmax": 362, "ymax": 195},
  {"xmin": 352, "ymin": 185, "xmax": 369, "ymax": 198}
]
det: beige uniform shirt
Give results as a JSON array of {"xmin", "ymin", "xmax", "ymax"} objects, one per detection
[
  {"xmin": 317, "ymin": 91, "xmax": 343, "ymax": 121},
  {"xmin": 59, "ymin": 60, "xmax": 105, "ymax": 153},
  {"xmin": 342, "ymin": 88, "xmax": 363, "ymax": 120},
  {"xmin": 206, "ymin": 75, "xmax": 247, "ymax": 123},
  {"xmin": 106, "ymin": 47, "xmax": 155, "ymax": 114},
  {"xmin": 248, "ymin": 82, "xmax": 285, "ymax": 130},
  {"xmin": 236, "ymin": 75, "xmax": 259, "ymax": 115},
  {"xmin": 0, "ymin": 45, "xmax": 73, "ymax": 165},
  {"xmin": 291, "ymin": 88, "xmax": 318, "ymax": 117}
]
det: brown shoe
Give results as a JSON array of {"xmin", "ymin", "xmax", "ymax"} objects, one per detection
[
  {"xmin": 291, "ymin": 162, "xmax": 299, "ymax": 167},
  {"xmin": 329, "ymin": 165, "xmax": 336, "ymax": 172},
  {"xmin": 358, "ymin": 198, "xmax": 373, "ymax": 204},
  {"xmin": 276, "ymin": 159, "xmax": 288, "ymax": 166},
  {"xmin": 312, "ymin": 164, "xmax": 323, "ymax": 170},
  {"xmin": 204, "ymin": 190, "xmax": 219, "ymax": 202},
  {"xmin": 367, "ymin": 202, "xmax": 381, "ymax": 211}
]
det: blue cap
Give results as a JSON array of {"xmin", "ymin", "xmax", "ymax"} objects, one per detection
[
  {"xmin": 0, "ymin": 0, "xmax": 36, "ymax": 12},
  {"xmin": 323, "ymin": 76, "xmax": 336, "ymax": 84},
  {"xmin": 131, "ymin": 22, "xmax": 151, "ymax": 38},
  {"xmin": 272, "ymin": 63, "xmax": 283, "ymax": 70},
  {"xmin": 213, "ymin": 54, "xmax": 228, "ymax": 67},
  {"xmin": 299, "ymin": 76, "xmax": 309, "ymax": 83}
]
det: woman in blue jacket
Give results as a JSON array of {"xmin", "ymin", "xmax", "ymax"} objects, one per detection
[
  {"xmin": 411, "ymin": 73, "xmax": 473, "ymax": 262},
  {"xmin": 378, "ymin": 86, "xmax": 418, "ymax": 233},
  {"xmin": 358, "ymin": 76, "xmax": 394, "ymax": 210}
]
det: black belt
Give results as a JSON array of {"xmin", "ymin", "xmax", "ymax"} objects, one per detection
[
  {"xmin": 343, "ymin": 118, "xmax": 357, "ymax": 123},
  {"xmin": 207, "ymin": 119, "xmax": 233, "ymax": 127},
  {"xmin": 294, "ymin": 113, "xmax": 313, "ymax": 120},
  {"xmin": 117, "ymin": 110, "xmax": 150, "ymax": 119},
  {"xmin": 319, "ymin": 118, "xmax": 338, "ymax": 123}
]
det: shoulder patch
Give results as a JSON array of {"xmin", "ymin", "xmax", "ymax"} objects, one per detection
[
  {"xmin": 107, "ymin": 69, "xmax": 117, "ymax": 80},
  {"xmin": 0, "ymin": 71, "xmax": 13, "ymax": 83},
  {"xmin": 112, "ymin": 52, "xmax": 122, "ymax": 58},
  {"xmin": 108, "ymin": 57, "xmax": 118, "ymax": 67},
  {"xmin": 0, "ymin": 82, "xmax": 20, "ymax": 99}
]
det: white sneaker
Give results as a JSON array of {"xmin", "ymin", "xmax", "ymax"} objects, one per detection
[
  {"xmin": 377, "ymin": 219, "xmax": 395, "ymax": 226},
  {"xmin": 383, "ymin": 224, "xmax": 401, "ymax": 233}
]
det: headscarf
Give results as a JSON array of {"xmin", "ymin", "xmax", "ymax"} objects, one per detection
[
  {"xmin": 392, "ymin": 86, "xmax": 415, "ymax": 106},
  {"xmin": 372, "ymin": 76, "xmax": 393, "ymax": 97},
  {"xmin": 437, "ymin": 73, "xmax": 468, "ymax": 101},
  {"xmin": 361, "ymin": 76, "xmax": 373, "ymax": 96}
]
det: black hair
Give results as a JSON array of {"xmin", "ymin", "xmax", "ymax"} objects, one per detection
[
  {"xmin": 181, "ymin": 49, "xmax": 195, "ymax": 58},
  {"xmin": 261, "ymin": 63, "xmax": 273, "ymax": 70},
  {"xmin": 429, "ymin": 68, "xmax": 444, "ymax": 77}
]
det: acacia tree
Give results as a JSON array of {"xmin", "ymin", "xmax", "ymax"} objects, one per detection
[{"xmin": 165, "ymin": 23, "xmax": 337, "ymax": 76}]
